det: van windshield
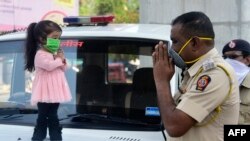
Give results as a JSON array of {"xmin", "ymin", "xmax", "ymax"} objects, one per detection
[{"xmin": 0, "ymin": 38, "xmax": 169, "ymax": 130}]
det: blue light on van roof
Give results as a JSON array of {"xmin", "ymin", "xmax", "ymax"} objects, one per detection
[{"xmin": 63, "ymin": 17, "xmax": 80, "ymax": 23}]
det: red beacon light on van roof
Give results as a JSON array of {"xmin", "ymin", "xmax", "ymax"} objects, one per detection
[{"xmin": 63, "ymin": 15, "xmax": 115, "ymax": 26}]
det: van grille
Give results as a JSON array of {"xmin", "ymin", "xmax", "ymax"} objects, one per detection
[{"xmin": 108, "ymin": 136, "xmax": 141, "ymax": 141}]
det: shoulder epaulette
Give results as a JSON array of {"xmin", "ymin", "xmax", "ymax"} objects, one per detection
[{"xmin": 202, "ymin": 58, "xmax": 216, "ymax": 71}]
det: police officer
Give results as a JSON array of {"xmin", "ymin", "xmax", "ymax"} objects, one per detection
[
  {"xmin": 152, "ymin": 11, "xmax": 240, "ymax": 141},
  {"xmin": 223, "ymin": 39, "xmax": 250, "ymax": 124}
]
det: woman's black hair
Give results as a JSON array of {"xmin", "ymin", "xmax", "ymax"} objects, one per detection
[{"xmin": 24, "ymin": 20, "xmax": 62, "ymax": 72}]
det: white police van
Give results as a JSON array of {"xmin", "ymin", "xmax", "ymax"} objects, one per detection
[{"xmin": 0, "ymin": 16, "xmax": 176, "ymax": 141}]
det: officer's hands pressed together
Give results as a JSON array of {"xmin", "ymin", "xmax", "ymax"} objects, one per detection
[{"xmin": 153, "ymin": 41, "xmax": 175, "ymax": 82}]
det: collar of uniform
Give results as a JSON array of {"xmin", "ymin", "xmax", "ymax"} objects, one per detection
[{"xmin": 187, "ymin": 48, "xmax": 218, "ymax": 77}]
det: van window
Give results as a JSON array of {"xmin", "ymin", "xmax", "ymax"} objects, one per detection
[
  {"xmin": 0, "ymin": 41, "xmax": 30, "ymax": 107},
  {"xmin": 0, "ymin": 38, "xmax": 165, "ymax": 130},
  {"xmin": 65, "ymin": 38, "xmax": 161, "ymax": 125},
  {"xmin": 0, "ymin": 52, "xmax": 15, "ymax": 102}
]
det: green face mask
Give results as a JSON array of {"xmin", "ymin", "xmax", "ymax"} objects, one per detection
[{"xmin": 44, "ymin": 38, "xmax": 61, "ymax": 53}]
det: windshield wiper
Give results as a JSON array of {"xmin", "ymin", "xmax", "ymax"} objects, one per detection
[
  {"xmin": 65, "ymin": 113, "xmax": 149, "ymax": 126},
  {"xmin": 0, "ymin": 108, "xmax": 37, "ymax": 116}
]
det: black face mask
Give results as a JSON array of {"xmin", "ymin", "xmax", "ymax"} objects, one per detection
[{"xmin": 168, "ymin": 48, "xmax": 187, "ymax": 69}]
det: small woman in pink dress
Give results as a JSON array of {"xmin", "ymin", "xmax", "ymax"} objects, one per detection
[{"xmin": 24, "ymin": 20, "xmax": 72, "ymax": 141}]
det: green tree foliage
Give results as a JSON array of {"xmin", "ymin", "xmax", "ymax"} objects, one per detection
[{"xmin": 79, "ymin": 0, "xmax": 139, "ymax": 23}]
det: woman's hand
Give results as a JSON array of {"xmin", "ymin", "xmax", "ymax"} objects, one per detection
[{"xmin": 54, "ymin": 48, "xmax": 66, "ymax": 63}]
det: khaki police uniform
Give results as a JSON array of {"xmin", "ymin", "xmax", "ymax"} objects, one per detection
[
  {"xmin": 239, "ymin": 72, "xmax": 250, "ymax": 124},
  {"xmin": 167, "ymin": 48, "xmax": 240, "ymax": 141}
]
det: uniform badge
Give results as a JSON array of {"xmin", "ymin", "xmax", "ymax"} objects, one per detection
[
  {"xmin": 196, "ymin": 75, "xmax": 211, "ymax": 91},
  {"xmin": 229, "ymin": 41, "xmax": 236, "ymax": 48}
]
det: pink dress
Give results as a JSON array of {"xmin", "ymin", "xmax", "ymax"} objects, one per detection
[{"xmin": 31, "ymin": 50, "xmax": 72, "ymax": 105}]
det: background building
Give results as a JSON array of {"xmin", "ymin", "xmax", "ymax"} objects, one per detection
[
  {"xmin": 139, "ymin": 0, "xmax": 250, "ymax": 53},
  {"xmin": 0, "ymin": 0, "xmax": 79, "ymax": 32}
]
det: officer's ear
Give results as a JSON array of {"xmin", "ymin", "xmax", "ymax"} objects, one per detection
[
  {"xmin": 191, "ymin": 37, "xmax": 202, "ymax": 52},
  {"xmin": 245, "ymin": 55, "xmax": 250, "ymax": 66}
]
